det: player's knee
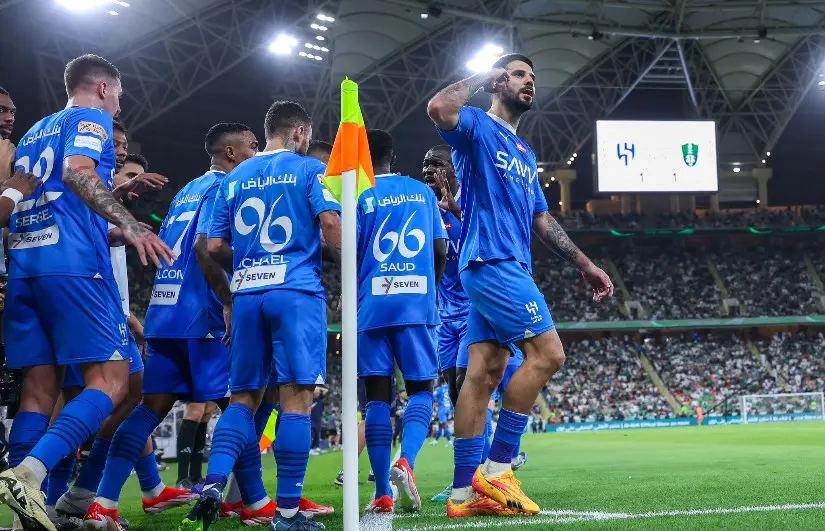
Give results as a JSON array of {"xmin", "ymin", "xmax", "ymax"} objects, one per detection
[
  {"xmin": 184, "ymin": 401, "xmax": 206, "ymax": 421},
  {"xmin": 202, "ymin": 401, "xmax": 217, "ymax": 421},
  {"xmin": 535, "ymin": 346, "xmax": 566, "ymax": 375},
  {"xmin": 364, "ymin": 376, "xmax": 393, "ymax": 405}
]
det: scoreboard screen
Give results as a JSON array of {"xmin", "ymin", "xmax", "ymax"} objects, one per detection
[{"xmin": 595, "ymin": 120, "xmax": 718, "ymax": 193}]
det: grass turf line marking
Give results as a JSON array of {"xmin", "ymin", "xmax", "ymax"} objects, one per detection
[{"xmin": 394, "ymin": 502, "xmax": 825, "ymax": 530}]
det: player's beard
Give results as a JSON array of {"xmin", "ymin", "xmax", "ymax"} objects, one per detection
[{"xmin": 502, "ymin": 88, "xmax": 533, "ymax": 114}]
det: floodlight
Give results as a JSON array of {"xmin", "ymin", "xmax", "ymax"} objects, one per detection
[
  {"xmin": 537, "ymin": 167, "xmax": 545, "ymax": 173},
  {"xmin": 732, "ymin": 167, "xmax": 741, "ymax": 173},
  {"xmin": 316, "ymin": 35, "xmax": 325, "ymax": 41},
  {"xmin": 466, "ymin": 43, "xmax": 504, "ymax": 73},
  {"xmin": 107, "ymin": 9, "xmax": 118, "ymax": 15},
  {"xmin": 57, "ymin": 0, "xmax": 105, "ymax": 11},
  {"xmin": 420, "ymin": 13, "xmax": 429, "ymax": 19},
  {"xmin": 269, "ymin": 34, "xmax": 298, "ymax": 55}
]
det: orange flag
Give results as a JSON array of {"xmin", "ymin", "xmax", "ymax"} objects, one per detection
[{"xmin": 323, "ymin": 78, "xmax": 375, "ymax": 201}]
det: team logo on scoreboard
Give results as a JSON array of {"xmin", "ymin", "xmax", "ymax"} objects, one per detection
[{"xmin": 681, "ymin": 143, "xmax": 699, "ymax": 167}]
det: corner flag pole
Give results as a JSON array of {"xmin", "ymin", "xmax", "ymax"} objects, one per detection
[
  {"xmin": 341, "ymin": 164, "xmax": 359, "ymax": 531},
  {"xmin": 323, "ymin": 78, "xmax": 375, "ymax": 531}
]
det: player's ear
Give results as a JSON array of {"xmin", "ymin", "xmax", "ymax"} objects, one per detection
[{"xmin": 225, "ymin": 144, "xmax": 236, "ymax": 163}]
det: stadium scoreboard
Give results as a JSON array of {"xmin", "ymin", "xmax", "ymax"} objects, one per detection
[{"xmin": 595, "ymin": 120, "xmax": 718, "ymax": 193}]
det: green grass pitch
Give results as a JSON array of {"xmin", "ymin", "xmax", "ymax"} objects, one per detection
[{"xmin": 3, "ymin": 422, "xmax": 825, "ymax": 530}]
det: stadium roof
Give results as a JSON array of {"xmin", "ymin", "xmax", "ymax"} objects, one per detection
[{"xmin": 2, "ymin": 0, "xmax": 825, "ymax": 171}]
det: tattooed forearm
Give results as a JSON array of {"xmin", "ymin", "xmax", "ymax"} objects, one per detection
[
  {"xmin": 427, "ymin": 72, "xmax": 490, "ymax": 129},
  {"xmin": 195, "ymin": 234, "xmax": 232, "ymax": 305},
  {"xmin": 63, "ymin": 166, "xmax": 138, "ymax": 228},
  {"xmin": 206, "ymin": 237, "xmax": 234, "ymax": 275},
  {"xmin": 534, "ymin": 212, "xmax": 588, "ymax": 268}
]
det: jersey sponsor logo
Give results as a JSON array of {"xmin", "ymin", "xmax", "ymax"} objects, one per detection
[
  {"xmin": 150, "ymin": 283, "xmax": 182, "ymax": 305},
  {"xmin": 231, "ymin": 263, "xmax": 287, "ymax": 292},
  {"xmin": 322, "ymin": 188, "xmax": 339, "ymax": 204},
  {"xmin": 495, "ymin": 151, "xmax": 538, "ymax": 185},
  {"xmin": 9, "ymin": 225, "xmax": 59, "ymax": 249},
  {"xmin": 372, "ymin": 275, "xmax": 427, "ymax": 295},
  {"xmin": 155, "ymin": 268, "xmax": 184, "ymax": 280},
  {"xmin": 21, "ymin": 125, "xmax": 61, "ymax": 147},
  {"xmin": 73, "ymin": 134, "xmax": 102, "ymax": 153},
  {"xmin": 241, "ymin": 173, "xmax": 297, "ymax": 191},
  {"xmin": 78, "ymin": 121, "xmax": 108, "ymax": 141}
]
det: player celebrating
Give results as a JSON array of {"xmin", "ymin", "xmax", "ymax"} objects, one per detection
[
  {"xmin": 427, "ymin": 53, "xmax": 613, "ymax": 516},
  {"xmin": 181, "ymin": 101, "xmax": 341, "ymax": 531},
  {"xmin": 0, "ymin": 54, "xmax": 173, "ymax": 530},
  {"xmin": 80, "ymin": 123, "xmax": 259, "ymax": 530},
  {"xmin": 356, "ymin": 129, "xmax": 447, "ymax": 513}
]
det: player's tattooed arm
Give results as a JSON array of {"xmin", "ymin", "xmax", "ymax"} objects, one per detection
[
  {"xmin": 195, "ymin": 234, "xmax": 231, "ymax": 306},
  {"xmin": 532, "ymin": 211, "xmax": 589, "ymax": 268},
  {"xmin": 206, "ymin": 236, "xmax": 234, "ymax": 275},
  {"xmin": 319, "ymin": 211, "xmax": 342, "ymax": 267},
  {"xmin": 427, "ymin": 68, "xmax": 509, "ymax": 130}
]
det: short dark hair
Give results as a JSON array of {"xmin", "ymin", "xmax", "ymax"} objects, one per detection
[
  {"xmin": 0, "ymin": 87, "xmax": 8, "ymax": 97},
  {"xmin": 492, "ymin": 53, "xmax": 533, "ymax": 70},
  {"xmin": 112, "ymin": 120, "xmax": 127, "ymax": 136},
  {"xmin": 124, "ymin": 153, "xmax": 149, "ymax": 172},
  {"xmin": 264, "ymin": 101, "xmax": 311, "ymax": 140},
  {"xmin": 308, "ymin": 140, "xmax": 333, "ymax": 158},
  {"xmin": 427, "ymin": 143, "xmax": 452, "ymax": 159},
  {"xmin": 64, "ymin": 54, "xmax": 121, "ymax": 96},
  {"xmin": 367, "ymin": 129, "xmax": 393, "ymax": 168},
  {"xmin": 204, "ymin": 123, "xmax": 252, "ymax": 156}
]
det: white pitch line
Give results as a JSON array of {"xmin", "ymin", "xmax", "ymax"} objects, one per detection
[
  {"xmin": 393, "ymin": 502, "xmax": 825, "ymax": 530},
  {"xmin": 360, "ymin": 512, "xmax": 394, "ymax": 531}
]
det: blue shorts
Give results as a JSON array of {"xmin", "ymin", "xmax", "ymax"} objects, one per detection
[
  {"xmin": 4, "ymin": 276, "xmax": 129, "ymax": 370},
  {"xmin": 230, "ymin": 290, "xmax": 327, "ymax": 391},
  {"xmin": 437, "ymin": 408, "xmax": 450, "ymax": 423},
  {"xmin": 460, "ymin": 259, "xmax": 554, "ymax": 346},
  {"xmin": 357, "ymin": 325, "xmax": 438, "ymax": 381},
  {"xmin": 437, "ymin": 319, "xmax": 466, "ymax": 371},
  {"xmin": 143, "ymin": 338, "xmax": 229, "ymax": 402},
  {"xmin": 63, "ymin": 330, "xmax": 144, "ymax": 389}
]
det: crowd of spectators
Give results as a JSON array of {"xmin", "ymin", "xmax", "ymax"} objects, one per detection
[
  {"xmin": 543, "ymin": 337, "xmax": 673, "ymax": 423},
  {"xmin": 557, "ymin": 207, "xmax": 825, "ymax": 231}
]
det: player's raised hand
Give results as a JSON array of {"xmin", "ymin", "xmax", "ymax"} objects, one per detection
[
  {"xmin": 434, "ymin": 168, "xmax": 459, "ymax": 216},
  {"xmin": 581, "ymin": 263, "xmax": 614, "ymax": 302},
  {"xmin": 484, "ymin": 67, "xmax": 509, "ymax": 94},
  {"xmin": 121, "ymin": 220, "xmax": 175, "ymax": 268},
  {"xmin": 3, "ymin": 168, "xmax": 41, "ymax": 198},
  {"xmin": 114, "ymin": 172, "xmax": 169, "ymax": 200}
]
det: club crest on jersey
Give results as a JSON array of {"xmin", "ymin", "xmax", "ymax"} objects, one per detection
[
  {"xmin": 445, "ymin": 222, "xmax": 452, "ymax": 230},
  {"xmin": 515, "ymin": 142, "xmax": 528, "ymax": 154},
  {"xmin": 78, "ymin": 121, "xmax": 108, "ymax": 142}
]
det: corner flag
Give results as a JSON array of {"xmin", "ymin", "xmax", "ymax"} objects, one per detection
[{"xmin": 323, "ymin": 78, "xmax": 375, "ymax": 202}]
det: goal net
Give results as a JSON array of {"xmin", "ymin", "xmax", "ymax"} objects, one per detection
[{"xmin": 740, "ymin": 392, "xmax": 825, "ymax": 424}]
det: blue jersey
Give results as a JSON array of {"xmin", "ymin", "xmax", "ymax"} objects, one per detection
[
  {"xmin": 437, "ymin": 106, "xmax": 547, "ymax": 273},
  {"xmin": 434, "ymin": 384, "xmax": 451, "ymax": 411},
  {"xmin": 144, "ymin": 171, "xmax": 227, "ymax": 339},
  {"xmin": 10, "ymin": 106, "xmax": 116, "ymax": 279},
  {"xmin": 438, "ymin": 209, "xmax": 470, "ymax": 322},
  {"xmin": 356, "ymin": 174, "xmax": 447, "ymax": 332},
  {"xmin": 208, "ymin": 150, "xmax": 340, "ymax": 296}
]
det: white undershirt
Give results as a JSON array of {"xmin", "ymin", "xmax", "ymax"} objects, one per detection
[{"xmin": 108, "ymin": 223, "xmax": 130, "ymax": 317}]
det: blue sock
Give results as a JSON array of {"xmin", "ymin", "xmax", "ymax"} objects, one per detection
[
  {"xmin": 9, "ymin": 411, "xmax": 49, "ymax": 468},
  {"xmin": 274, "ymin": 413, "xmax": 310, "ymax": 510},
  {"xmin": 512, "ymin": 438, "xmax": 521, "ymax": 458},
  {"xmin": 205, "ymin": 404, "xmax": 254, "ymax": 493},
  {"xmin": 254, "ymin": 402, "xmax": 276, "ymax": 441},
  {"xmin": 73, "ymin": 437, "xmax": 110, "ymax": 492},
  {"xmin": 135, "ymin": 451, "xmax": 162, "ymax": 494},
  {"xmin": 400, "ymin": 391, "xmax": 433, "ymax": 469},
  {"xmin": 444, "ymin": 428, "xmax": 452, "ymax": 441},
  {"xmin": 453, "ymin": 436, "xmax": 485, "ymax": 488},
  {"xmin": 481, "ymin": 409, "xmax": 493, "ymax": 463},
  {"xmin": 434, "ymin": 426, "xmax": 442, "ymax": 441},
  {"xmin": 30, "ymin": 390, "xmax": 113, "ymax": 471},
  {"xmin": 46, "ymin": 454, "xmax": 76, "ymax": 505},
  {"xmin": 364, "ymin": 402, "xmax": 392, "ymax": 499},
  {"xmin": 97, "ymin": 405, "xmax": 158, "ymax": 502},
  {"xmin": 235, "ymin": 422, "xmax": 267, "ymax": 506},
  {"xmin": 488, "ymin": 409, "xmax": 528, "ymax": 465}
]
